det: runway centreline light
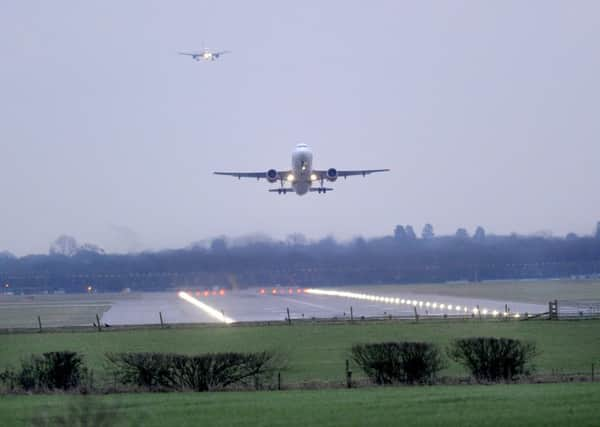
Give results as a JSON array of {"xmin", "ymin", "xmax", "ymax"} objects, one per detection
[
  {"xmin": 304, "ymin": 288, "xmax": 519, "ymax": 318},
  {"xmin": 177, "ymin": 291, "xmax": 235, "ymax": 324}
]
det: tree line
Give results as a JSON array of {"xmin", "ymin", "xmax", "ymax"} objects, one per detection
[{"xmin": 1, "ymin": 222, "xmax": 600, "ymax": 293}]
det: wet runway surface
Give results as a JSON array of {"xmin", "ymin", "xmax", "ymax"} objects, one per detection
[{"xmin": 101, "ymin": 286, "xmax": 546, "ymax": 325}]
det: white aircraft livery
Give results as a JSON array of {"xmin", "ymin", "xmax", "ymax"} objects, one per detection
[
  {"xmin": 214, "ymin": 144, "xmax": 390, "ymax": 195},
  {"xmin": 178, "ymin": 48, "xmax": 231, "ymax": 61}
]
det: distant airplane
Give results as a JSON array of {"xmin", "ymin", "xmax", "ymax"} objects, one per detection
[
  {"xmin": 178, "ymin": 47, "xmax": 231, "ymax": 61},
  {"xmin": 214, "ymin": 144, "xmax": 390, "ymax": 195}
]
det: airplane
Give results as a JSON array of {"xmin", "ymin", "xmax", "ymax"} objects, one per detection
[
  {"xmin": 214, "ymin": 143, "xmax": 390, "ymax": 195},
  {"xmin": 178, "ymin": 47, "xmax": 231, "ymax": 61}
]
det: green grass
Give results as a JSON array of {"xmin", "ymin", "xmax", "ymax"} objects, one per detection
[
  {"xmin": 0, "ymin": 383, "xmax": 599, "ymax": 426},
  {"xmin": 1, "ymin": 320, "xmax": 599, "ymax": 384},
  {"xmin": 0, "ymin": 294, "xmax": 118, "ymax": 328}
]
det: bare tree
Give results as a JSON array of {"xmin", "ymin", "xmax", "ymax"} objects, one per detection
[
  {"xmin": 455, "ymin": 228, "xmax": 469, "ymax": 240},
  {"xmin": 49, "ymin": 235, "xmax": 79, "ymax": 256},
  {"xmin": 421, "ymin": 224, "xmax": 434, "ymax": 239},
  {"xmin": 394, "ymin": 225, "xmax": 407, "ymax": 241},
  {"xmin": 405, "ymin": 225, "xmax": 417, "ymax": 240},
  {"xmin": 473, "ymin": 226, "xmax": 486, "ymax": 242}
]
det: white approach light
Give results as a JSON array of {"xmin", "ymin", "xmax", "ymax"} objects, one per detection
[
  {"xmin": 302, "ymin": 289, "xmax": 511, "ymax": 320},
  {"xmin": 178, "ymin": 291, "xmax": 235, "ymax": 324},
  {"xmin": 287, "ymin": 174, "xmax": 295, "ymax": 182}
]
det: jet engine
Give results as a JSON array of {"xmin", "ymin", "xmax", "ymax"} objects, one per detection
[
  {"xmin": 326, "ymin": 168, "xmax": 338, "ymax": 182},
  {"xmin": 266, "ymin": 169, "xmax": 278, "ymax": 183}
]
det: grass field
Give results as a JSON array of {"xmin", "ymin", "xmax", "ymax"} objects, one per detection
[
  {"xmin": 0, "ymin": 293, "xmax": 118, "ymax": 328},
  {"xmin": 1, "ymin": 320, "xmax": 599, "ymax": 384},
  {"xmin": 0, "ymin": 382, "xmax": 599, "ymax": 426}
]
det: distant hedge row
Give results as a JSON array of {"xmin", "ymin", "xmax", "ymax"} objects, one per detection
[
  {"xmin": 0, "ymin": 337, "xmax": 537, "ymax": 393},
  {"xmin": 352, "ymin": 337, "xmax": 537, "ymax": 384},
  {"xmin": 0, "ymin": 350, "xmax": 281, "ymax": 393}
]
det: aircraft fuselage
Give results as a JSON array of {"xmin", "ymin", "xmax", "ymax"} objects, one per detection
[{"xmin": 290, "ymin": 144, "xmax": 314, "ymax": 195}]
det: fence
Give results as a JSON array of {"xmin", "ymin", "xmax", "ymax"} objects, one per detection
[{"xmin": 556, "ymin": 300, "xmax": 600, "ymax": 319}]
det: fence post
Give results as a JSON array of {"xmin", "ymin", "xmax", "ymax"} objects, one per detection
[
  {"xmin": 549, "ymin": 300, "xmax": 558, "ymax": 320},
  {"xmin": 350, "ymin": 306, "xmax": 354, "ymax": 322},
  {"xmin": 277, "ymin": 372, "xmax": 281, "ymax": 390},
  {"xmin": 413, "ymin": 306, "xmax": 419, "ymax": 322},
  {"xmin": 346, "ymin": 359, "xmax": 352, "ymax": 388},
  {"xmin": 286, "ymin": 307, "xmax": 291, "ymax": 325},
  {"xmin": 95, "ymin": 313, "xmax": 102, "ymax": 332},
  {"xmin": 159, "ymin": 311, "xmax": 164, "ymax": 328},
  {"xmin": 477, "ymin": 305, "xmax": 481, "ymax": 320},
  {"xmin": 592, "ymin": 363, "xmax": 595, "ymax": 382},
  {"xmin": 37, "ymin": 316, "xmax": 42, "ymax": 333}
]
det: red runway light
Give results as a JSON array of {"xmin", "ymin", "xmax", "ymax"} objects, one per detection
[
  {"xmin": 272, "ymin": 289, "xmax": 277, "ymax": 294},
  {"xmin": 212, "ymin": 290, "xmax": 217, "ymax": 296},
  {"xmin": 296, "ymin": 289, "xmax": 302, "ymax": 294},
  {"xmin": 219, "ymin": 289, "xmax": 225, "ymax": 296},
  {"xmin": 260, "ymin": 288, "xmax": 265, "ymax": 295},
  {"xmin": 203, "ymin": 291, "xmax": 209, "ymax": 297},
  {"xmin": 195, "ymin": 291, "xmax": 201, "ymax": 297},
  {"xmin": 288, "ymin": 288, "xmax": 293, "ymax": 294}
]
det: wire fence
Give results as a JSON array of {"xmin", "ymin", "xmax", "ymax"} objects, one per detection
[{"xmin": 556, "ymin": 300, "xmax": 600, "ymax": 319}]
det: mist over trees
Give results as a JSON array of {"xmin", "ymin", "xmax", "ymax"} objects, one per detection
[{"xmin": 2, "ymin": 224, "xmax": 600, "ymax": 294}]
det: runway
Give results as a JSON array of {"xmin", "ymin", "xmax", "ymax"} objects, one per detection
[{"xmin": 101, "ymin": 285, "xmax": 547, "ymax": 325}]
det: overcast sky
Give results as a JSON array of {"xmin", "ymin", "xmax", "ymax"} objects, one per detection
[{"xmin": 1, "ymin": 1, "xmax": 599, "ymax": 255}]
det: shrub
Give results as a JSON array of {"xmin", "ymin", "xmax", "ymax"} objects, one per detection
[
  {"xmin": 448, "ymin": 337, "xmax": 537, "ymax": 381},
  {"xmin": 351, "ymin": 342, "xmax": 444, "ymax": 384},
  {"xmin": 0, "ymin": 351, "xmax": 84, "ymax": 391},
  {"xmin": 106, "ymin": 351, "xmax": 280, "ymax": 391},
  {"xmin": 105, "ymin": 353, "xmax": 176, "ymax": 389}
]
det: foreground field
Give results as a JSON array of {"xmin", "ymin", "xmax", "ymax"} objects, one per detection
[
  {"xmin": 1, "ymin": 320, "xmax": 598, "ymax": 384},
  {"xmin": 0, "ymin": 383, "xmax": 599, "ymax": 426}
]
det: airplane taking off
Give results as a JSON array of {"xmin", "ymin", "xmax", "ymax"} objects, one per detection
[
  {"xmin": 214, "ymin": 144, "xmax": 390, "ymax": 195},
  {"xmin": 178, "ymin": 48, "xmax": 231, "ymax": 61}
]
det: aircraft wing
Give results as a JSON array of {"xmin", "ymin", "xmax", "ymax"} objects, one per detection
[
  {"xmin": 178, "ymin": 52, "xmax": 201, "ymax": 57},
  {"xmin": 313, "ymin": 169, "xmax": 390, "ymax": 179},
  {"xmin": 213, "ymin": 50, "xmax": 231, "ymax": 57},
  {"xmin": 214, "ymin": 170, "xmax": 290, "ymax": 180}
]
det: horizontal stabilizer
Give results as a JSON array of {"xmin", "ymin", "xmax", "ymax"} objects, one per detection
[{"xmin": 269, "ymin": 188, "xmax": 294, "ymax": 194}]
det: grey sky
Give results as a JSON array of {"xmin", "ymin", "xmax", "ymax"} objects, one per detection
[{"xmin": 1, "ymin": 1, "xmax": 599, "ymax": 255}]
